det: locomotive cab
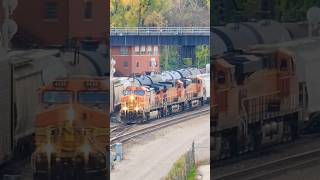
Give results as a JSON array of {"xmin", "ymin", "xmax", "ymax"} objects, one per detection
[
  {"xmin": 120, "ymin": 86, "xmax": 150, "ymax": 123},
  {"xmin": 212, "ymin": 50, "xmax": 301, "ymax": 160},
  {"xmin": 32, "ymin": 77, "xmax": 108, "ymax": 180}
]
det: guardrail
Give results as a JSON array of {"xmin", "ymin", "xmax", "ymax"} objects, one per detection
[{"xmin": 110, "ymin": 27, "xmax": 210, "ymax": 36}]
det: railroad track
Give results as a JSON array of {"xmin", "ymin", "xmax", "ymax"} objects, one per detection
[
  {"xmin": 110, "ymin": 107, "xmax": 210, "ymax": 146},
  {"xmin": 213, "ymin": 148, "xmax": 320, "ymax": 180},
  {"xmin": 110, "ymin": 126, "xmax": 119, "ymax": 132},
  {"xmin": 111, "ymin": 124, "xmax": 128, "ymax": 133}
]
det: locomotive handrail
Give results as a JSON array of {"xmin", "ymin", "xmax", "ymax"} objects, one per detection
[{"xmin": 110, "ymin": 27, "xmax": 210, "ymax": 36}]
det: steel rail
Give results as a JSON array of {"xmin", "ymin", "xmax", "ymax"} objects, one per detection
[
  {"xmin": 110, "ymin": 107, "xmax": 210, "ymax": 146},
  {"xmin": 213, "ymin": 148, "xmax": 320, "ymax": 180}
]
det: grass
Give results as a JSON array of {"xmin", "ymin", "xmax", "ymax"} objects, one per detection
[
  {"xmin": 165, "ymin": 154, "xmax": 187, "ymax": 180},
  {"xmin": 166, "ymin": 153, "xmax": 198, "ymax": 180},
  {"xmin": 187, "ymin": 166, "xmax": 197, "ymax": 180}
]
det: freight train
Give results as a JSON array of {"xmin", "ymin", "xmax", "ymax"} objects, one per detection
[
  {"xmin": 211, "ymin": 37, "xmax": 320, "ymax": 160},
  {"xmin": 32, "ymin": 77, "xmax": 108, "ymax": 180},
  {"xmin": 110, "ymin": 66, "xmax": 210, "ymax": 116},
  {"xmin": 212, "ymin": 20, "xmax": 320, "ymax": 55},
  {"xmin": 120, "ymin": 68, "xmax": 210, "ymax": 123},
  {"xmin": 0, "ymin": 49, "xmax": 107, "ymax": 169},
  {"xmin": 110, "ymin": 77, "xmax": 131, "ymax": 114}
]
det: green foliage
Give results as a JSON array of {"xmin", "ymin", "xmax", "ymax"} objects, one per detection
[
  {"xmin": 160, "ymin": 46, "xmax": 177, "ymax": 71},
  {"xmin": 165, "ymin": 154, "xmax": 189, "ymax": 180},
  {"xmin": 159, "ymin": 46, "xmax": 209, "ymax": 71},
  {"xmin": 183, "ymin": 58, "xmax": 193, "ymax": 67},
  {"xmin": 111, "ymin": 0, "xmax": 209, "ymax": 27},
  {"xmin": 187, "ymin": 166, "xmax": 197, "ymax": 180},
  {"xmin": 111, "ymin": 0, "xmax": 171, "ymax": 27},
  {"xmin": 212, "ymin": 0, "xmax": 320, "ymax": 25},
  {"xmin": 274, "ymin": 0, "xmax": 320, "ymax": 22},
  {"xmin": 111, "ymin": 0, "xmax": 210, "ymax": 70},
  {"xmin": 195, "ymin": 46, "xmax": 209, "ymax": 68}
]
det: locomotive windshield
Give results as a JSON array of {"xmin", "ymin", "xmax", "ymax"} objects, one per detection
[
  {"xmin": 123, "ymin": 90, "xmax": 145, "ymax": 96},
  {"xmin": 134, "ymin": 90, "xmax": 145, "ymax": 96},
  {"xmin": 123, "ymin": 90, "xmax": 134, "ymax": 95},
  {"xmin": 78, "ymin": 91, "xmax": 108, "ymax": 104},
  {"xmin": 43, "ymin": 91, "xmax": 72, "ymax": 104}
]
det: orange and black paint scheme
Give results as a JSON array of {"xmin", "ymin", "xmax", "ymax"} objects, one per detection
[
  {"xmin": 211, "ymin": 49, "xmax": 302, "ymax": 160},
  {"xmin": 120, "ymin": 76, "xmax": 206, "ymax": 124},
  {"xmin": 32, "ymin": 76, "xmax": 108, "ymax": 180}
]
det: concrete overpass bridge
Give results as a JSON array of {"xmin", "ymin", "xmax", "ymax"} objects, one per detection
[{"xmin": 110, "ymin": 27, "xmax": 210, "ymax": 66}]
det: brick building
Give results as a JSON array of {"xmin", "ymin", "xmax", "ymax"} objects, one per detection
[
  {"xmin": 12, "ymin": 0, "xmax": 107, "ymax": 47},
  {"xmin": 111, "ymin": 45, "xmax": 160, "ymax": 77}
]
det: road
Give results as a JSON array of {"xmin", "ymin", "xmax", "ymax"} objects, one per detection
[
  {"xmin": 111, "ymin": 113, "xmax": 210, "ymax": 180},
  {"xmin": 198, "ymin": 165, "xmax": 210, "ymax": 180}
]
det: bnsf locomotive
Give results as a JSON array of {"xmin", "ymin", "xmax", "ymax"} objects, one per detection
[
  {"xmin": 212, "ymin": 37, "xmax": 320, "ymax": 160},
  {"xmin": 120, "ymin": 69, "xmax": 210, "ymax": 124},
  {"xmin": 32, "ymin": 77, "xmax": 108, "ymax": 180}
]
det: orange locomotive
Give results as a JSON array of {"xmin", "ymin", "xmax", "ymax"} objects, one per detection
[
  {"xmin": 32, "ymin": 77, "xmax": 108, "ymax": 180},
  {"xmin": 212, "ymin": 49, "xmax": 302, "ymax": 160},
  {"xmin": 120, "ymin": 74, "xmax": 206, "ymax": 123}
]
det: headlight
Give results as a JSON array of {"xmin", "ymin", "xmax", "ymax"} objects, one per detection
[
  {"xmin": 43, "ymin": 143, "xmax": 55, "ymax": 154},
  {"xmin": 135, "ymin": 107, "xmax": 139, "ymax": 111},
  {"xmin": 122, "ymin": 106, "xmax": 128, "ymax": 111},
  {"xmin": 80, "ymin": 143, "xmax": 91, "ymax": 155}
]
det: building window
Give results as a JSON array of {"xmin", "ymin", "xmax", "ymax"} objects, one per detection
[
  {"xmin": 45, "ymin": 2, "xmax": 58, "ymax": 20},
  {"xmin": 154, "ymin": 46, "xmax": 158, "ymax": 55},
  {"xmin": 136, "ymin": 62, "xmax": 139, "ymax": 67},
  {"xmin": 134, "ymin": 46, "xmax": 140, "ymax": 54},
  {"xmin": 123, "ymin": 61, "xmax": 128, "ymax": 68},
  {"xmin": 147, "ymin": 46, "xmax": 152, "ymax": 55},
  {"xmin": 84, "ymin": 1, "xmax": 93, "ymax": 19},
  {"xmin": 120, "ymin": 47, "xmax": 128, "ymax": 55},
  {"xmin": 141, "ymin": 46, "xmax": 146, "ymax": 54}
]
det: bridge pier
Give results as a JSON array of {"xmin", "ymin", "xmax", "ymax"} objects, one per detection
[{"xmin": 177, "ymin": 46, "xmax": 196, "ymax": 68}]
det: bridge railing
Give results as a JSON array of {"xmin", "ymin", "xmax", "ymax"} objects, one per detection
[{"xmin": 110, "ymin": 27, "xmax": 210, "ymax": 36}]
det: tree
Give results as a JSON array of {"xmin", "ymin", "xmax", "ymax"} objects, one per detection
[
  {"xmin": 110, "ymin": 0, "xmax": 210, "ymax": 70},
  {"xmin": 160, "ymin": 46, "xmax": 178, "ymax": 71},
  {"xmin": 110, "ymin": 0, "xmax": 171, "ymax": 27},
  {"xmin": 165, "ymin": 0, "xmax": 209, "ymax": 26},
  {"xmin": 195, "ymin": 46, "xmax": 209, "ymax": 68},
  {"xmin": 212, "ymin": 0, "xmax": 320, "ymax": 25}
]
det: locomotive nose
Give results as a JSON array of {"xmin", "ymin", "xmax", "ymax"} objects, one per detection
[{"xmin": 130, "ymin": 95, "xmax": 134, "ymax": 101}]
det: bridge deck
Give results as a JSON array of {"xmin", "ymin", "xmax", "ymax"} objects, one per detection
[{"xmin": 110, "ymin": 27, "xmax": 210, "ymax": 36}]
